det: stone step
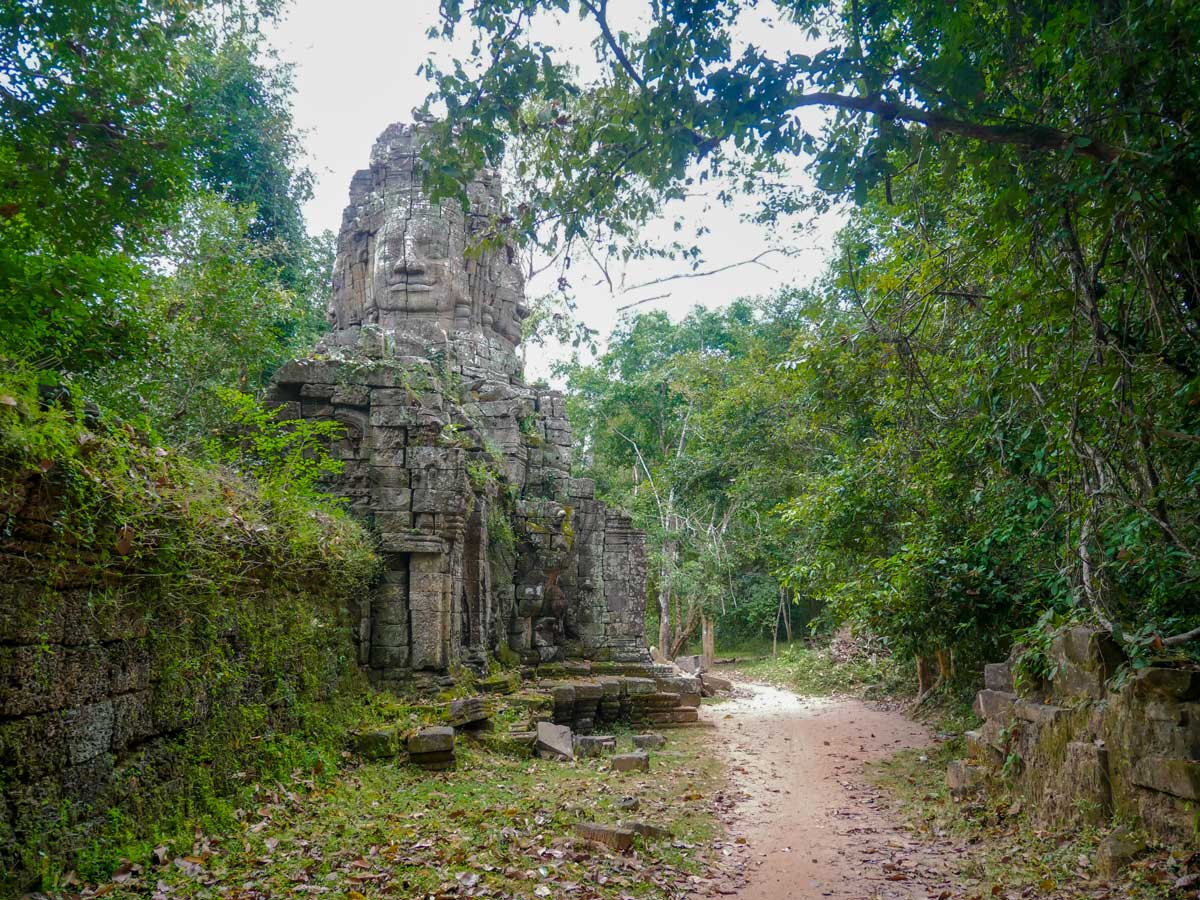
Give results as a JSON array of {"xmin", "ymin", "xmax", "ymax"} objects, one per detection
[{"xmin": 973, "ymin": 689, "xmax": 1016, "ymax": 720}]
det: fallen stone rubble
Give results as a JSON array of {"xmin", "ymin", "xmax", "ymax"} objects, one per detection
[{"xmin": 347, "ymin": 656, "xmax": 732, "ymax": 773}]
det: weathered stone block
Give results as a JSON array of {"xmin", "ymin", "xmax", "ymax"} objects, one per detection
[
  {"xmin": 1049, "ymin": 626, "xmax": 1124, "ymax": 701},
  {"xmin": 612, "ymin": 751, "xmax": 650, "ymax": 773},
  {"xmin": 409, "ymin": 749, "xmax": 455, "ymax": 771},
  {"xmin": 1095, "ymin": 828, "xmax": 1145, "ymax": 878},
  {"xmin": 1131, "ymin": 667, "xmax": 1200, "ymax": 702},
  {"xmin": 1131, "ymin": 756, "xmax": 1200, "ymax": 800},
  {"xmin": 633, "ymin": 733, "xmax": 666, "ymax": 750},
  {"xmin": 573, "ymin": 734, "xmax": 616, "ymax": 758},
  {"xmin": 983, "ymin": 662, "xmax": 1014, "ymax": 692},
  {"xmin": 973, "ymin": 689, "xmax": 1016, "ymax": 721},
  {"xmin": 353, "ymin": 728, "xmax": 400, "ymax": 759},
  {"xmin": 947, "ymin": 759, "xmax": 985, "ymax": 797},
  {"xmin": 478, "ymin": 672, "xmax": 520, "ymax": 694},
  {"xmin": 447, "ymin": 697, "xmax": 492, "ymax": 729},
  {"xmin": 407, "ymin": 726, "xmax": 455, "ymax": 755},
  {"xmin": 1013, "ymin": 699, "xmax": 1066, "ymax": 726},
  {"xmin": 622, "ymin": 678, "xmax": 656, "ymax": 696},
  {"xmin": 536, "ymin": 721, "xmax": 573, "ymax": 760},
  {"xmin": 110, "ymin": 691, "xmax": 154, "ymax": 752},
  {"xmin": 574, "ymin": 822, "xmax": 634, "ymax": 852},
  {"xmin": 700, "ymin": 672, "xmax": 732, "ymax": 695}
]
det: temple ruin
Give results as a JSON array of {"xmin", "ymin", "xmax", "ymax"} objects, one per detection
[{"xmin": 269, "ymin": 123, "xmax": 651, "ymax": 687}]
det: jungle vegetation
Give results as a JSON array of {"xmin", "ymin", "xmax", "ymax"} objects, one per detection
[{"xmin": 422, "ymin": 0, "xmax": 1200, "ymax": 683}]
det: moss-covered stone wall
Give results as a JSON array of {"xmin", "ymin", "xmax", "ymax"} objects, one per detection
[
  {"xmin": 0, "ymin": 384, "xmax": 377, "ymax": 889},
  {"xmin": 956, "ymin": 626, "xmax": 1200, "ymax": 845}
]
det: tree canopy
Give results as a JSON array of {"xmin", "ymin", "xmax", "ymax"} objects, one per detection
[
  {"xmin": 1, "ymin": 0, "xmax": 329, "ymax": 443},
  {"xmin": 426, "ymin": 0, "xmax": 1200, "ymax": 670}
]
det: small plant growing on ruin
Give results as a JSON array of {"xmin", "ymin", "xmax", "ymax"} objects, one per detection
[
  {"xmin": 205, "ymin": 387, "xmax": 345, "ymax": 501},
  {"xmin": 467, "ymin": 458, "xmax": 498, "ymax": 491}
]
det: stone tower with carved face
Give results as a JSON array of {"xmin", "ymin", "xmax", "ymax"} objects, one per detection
[
  {"xmin": 325, "ymin": 123, "xmax": 527, "ymax": 355},
  {"xmin": 269, "ymin": 123, "xmax": 650, "ymax": 687}
]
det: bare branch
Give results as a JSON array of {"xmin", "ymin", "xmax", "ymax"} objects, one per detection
[
  {"xmin": 616, "ymin": 292, "xmax": 672, "ymax": 312},
  {"xmin": 1162, "ymin": 624, "xmax": 1200, "ymax": 647},
  {"xmin": 615, "ymin": 250, "xmax": 790, "ymax": 311},
  {"xmin": 580, "ymin": 0, "xmax": 647, "ymax": 91}
]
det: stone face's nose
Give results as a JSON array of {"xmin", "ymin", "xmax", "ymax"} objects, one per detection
[{"xmin": 391, "ymin": 261, "xmax": 436, "ymax": 291}]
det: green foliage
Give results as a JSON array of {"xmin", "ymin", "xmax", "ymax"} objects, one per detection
[
  {"xmin": 205, "ymin": 387, "xmax": 346, "ymax": 500},
  {"xmin": 440, "ymin": 0, "xmax": 1200, "ymax": 673},
  {"xmin": 88, "ymin": 197, "xmax": 331, "ymax": 444},
  {"xmin": 422, "ymin": 0, "xmax": 1200, "ymax": 291},
  {"xmin": 734, "ymin": 642, "xmax": 912, "ymax": 700},
  {"xmin": 1, "ymin": 0, "xmax": 322, "ymax": 396},
  {"xmin": 59, "ymin": 725, "xmax": 723, "ymax": 899},
  {"xmin": 467, "ymin": 458, "xmax": 499, "ymax": 491}
]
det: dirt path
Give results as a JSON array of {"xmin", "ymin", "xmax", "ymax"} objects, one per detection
[{"xmin": 699, "ymin": 680, "xmax": 961, "ymax": 900}]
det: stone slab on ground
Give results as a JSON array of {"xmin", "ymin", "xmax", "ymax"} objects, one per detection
[
  {"xmin": 408, "ymin": 726, "xmax": 455, "ymax": 755},
  {"xmin": 478, "ymin": 672, "xmax": 520, "ymax": 694},
  {"xmin": 536, "ymin": 721, "xmax": 574, "ymax": 760},
  {"xmin": 408, "ymin": 749, "xmax": 455, "ymax": 769},
  {"xmin": 700, "ymin": 672, "xmax": 733, "ymax": 695},
  {"xmin": 612, "ymin": 751, "xmax": 650, "ymax": 773},
  {"xmin": 480, "ymin": 730, "xmax": 537, "ymax": 758},
  {"xmin": 946, "ymin": 759, "xmax": 985, "ymax": 798},
  {"xmin": 633, "ymin": 733, "xmax": 666, "ymax": 750},
  {"xmin": 625, "ymin": 821, "xmax": 671, "ymax": 840},
  {"xmin": 447, "ymin": 696, "xmax": 493, "ymax": 729},
  {"xmin": 574, "ymin": 822, "xmax": 635, "ymax": 852},
  {"xmin": 352, "ymin": 728, "xmax": 399, "ymax": 759},
  {"xmin": 408, "ymin": 758, "xmax": 453, "ymax": 772},
  {"xmin": 574, "ymin": 734, "xmax": 616, "ymax": 758},
  {"xmin": 1095, "ymin": 828, "xmax": 1146, "ymax": 877}
]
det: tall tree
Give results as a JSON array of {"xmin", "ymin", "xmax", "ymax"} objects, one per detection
[{"xmin": 428, "ymin": 0, "xmax": 1200, "ymax": 650}]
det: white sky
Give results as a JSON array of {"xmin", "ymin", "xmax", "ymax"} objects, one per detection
[{"xmin": 268, "ymin": 0, "xmax": 841, "ymax": 378}]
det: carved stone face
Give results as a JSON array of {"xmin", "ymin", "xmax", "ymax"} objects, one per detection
[
  {"xmin": 328, "ymin": 122, "xmax": 528, "ymax": 355},
  {"xmin": 371, "ymin": 201, "xmax": 469, "ymax": 331}
]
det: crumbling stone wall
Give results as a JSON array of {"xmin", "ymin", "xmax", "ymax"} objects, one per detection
[
  {"xmin": 270, "ymin": 123, "xmax": 650, "ymax": 685},
  {"xmin": 0, "ymin": 464, "xmax": 367, "ymax": 884},
  {"xmin": 956, "ymin": 626, "xmax": 1200, "ymax": 844}
]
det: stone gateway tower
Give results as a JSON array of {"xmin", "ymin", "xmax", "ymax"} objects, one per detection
[{"xmin": 269, "ymin": 123, "xmax": 650, "ymax": 687}]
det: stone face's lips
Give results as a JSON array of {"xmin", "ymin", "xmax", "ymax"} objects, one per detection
[{"xmin": 391, "ymin": 282, "xmax": 435, "ymax": 292}]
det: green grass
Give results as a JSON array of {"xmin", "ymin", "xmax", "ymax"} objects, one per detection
[
  {"xmin": 727, "ymin": 639, "xmax": 914, "ymax": 699},
  {"xmin": 54, "ymin": 725, "xmax": 724, "ymax": 899}
]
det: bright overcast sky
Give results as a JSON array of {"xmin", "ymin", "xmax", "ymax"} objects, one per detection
[{"xmin": 268, "ymin": 0, "xmax": 842, "ymax": 377}]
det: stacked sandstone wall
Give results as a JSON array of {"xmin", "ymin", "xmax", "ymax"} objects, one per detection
[
  {"xmin": 955, "ymin": 626, "xmax": 1200, "ymax": 844},
  {"xmin": 0, "ymin": 442, "xmax": 371, "ymax": 885}
]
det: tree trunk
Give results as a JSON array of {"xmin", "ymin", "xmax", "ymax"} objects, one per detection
[
  {"xmin": 935, "ymin": 648, "xmax": 953, "ymax": 684},
  {"xmin": 701, "ymin": 615, "xmax": 715, "ymax": 669},
  {"xmin": 657, "ymin": 584, "xmax": 670, "ymax": 659},
  {"xmin": 916, "ymin": 655, "xmax": 936, "ymax": 696}
]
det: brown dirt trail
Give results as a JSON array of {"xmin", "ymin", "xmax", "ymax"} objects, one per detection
[{"xmin": 698, "ymin": 680, "xmax": 960, "ymax": 900}]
